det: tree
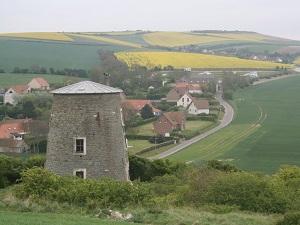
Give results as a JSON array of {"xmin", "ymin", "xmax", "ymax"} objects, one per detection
[
  {"xmin": 22, "ymin": 100, "xmax": 36, "ymax": 118},
  {"xmin": 49, "ymin": 67, "xmax": 55, "ymax": 74},
  {"xmin": 121, "ymin": 101, "xmax": 138, "ymax": 127},
  {"xmin": 13, "ymin": 67, "xmax": 21, "ymax": 73},
  {"xmin": 141, "ymin": 104, "xmax": 154, "ymax": 119},
  {"xmin": 24, "ymin": 120, "xmax": 49, "ymax": 153}
]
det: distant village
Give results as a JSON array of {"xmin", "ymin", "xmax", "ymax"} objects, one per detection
[{"xmin": 0, "ymin": 65, "xmax": 298, "ymax": 156}]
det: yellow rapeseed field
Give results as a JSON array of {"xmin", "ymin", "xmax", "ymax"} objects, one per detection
[
  {"xmin": 142, "ymin": 32, "xmax": 229, "ymax": 47},
  {"xmin": 0, "ymin": 32, "xmax": 73, "ymax": 41},
  {"xmin": 69, "ymin": 33, "xmax": 142, "ymax": 48},
  {"xmin": 293, "ymin": 57, "xmax": 300, "ymax": 64},
  {"xmin": 115, "ymin": 52, "xmax": 292, "ymax": 70},
  {"xmin": 141, "ymin": 32, "xmax": 268, "ymax": 47}
]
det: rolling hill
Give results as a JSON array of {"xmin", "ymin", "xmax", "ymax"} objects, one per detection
[{"xmin": 0, "ymin": 30, "xmax": 299, "ymax": 72}]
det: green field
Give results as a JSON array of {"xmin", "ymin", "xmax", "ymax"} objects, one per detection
[
  {"xmin": 0, "ymin": 38, "xmax": 131, "ymax": 72},
  {"xmin": 168, "ymin": 76, "xmax": 300, "ymax": 174},
  {"xmin": 0, "ymin": 73, "xmax": 87, "ymax": 89},
  {"xmin": 1, "ymin": 31, "xmax": 300, "ymax": 73}
]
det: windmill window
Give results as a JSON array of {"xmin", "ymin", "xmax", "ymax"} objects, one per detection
[
  {"xmin": 73, "ymin": 137, "xmax": 86, "ymax": 155},
  {"xmin": 73, "ymin": 168, "xmax": 86, "ymax": 179}
]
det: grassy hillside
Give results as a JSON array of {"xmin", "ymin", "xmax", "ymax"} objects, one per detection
[
  {"xmin": 0, "ymin": 31, "xmax": 299, "ymax": 72},
  {"xmin": 0, "ymin": 73, "xmax": 86, "ymax": 89},
  {"xmin": 168, "ymin": 75, "xmax": 300, "ymax": 174}
]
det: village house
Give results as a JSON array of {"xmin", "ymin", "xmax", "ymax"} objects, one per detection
[
  {"xmin": 165, "ymin": 88, "xmax": 181, "ymax": 102},
  {"xmin": 4, "ymin": 85, "xmax": 31, "ymax": 105},
  {"xmin": 153, "ymin": 111, "xmax": 186, "ymax": 137},
  {"xmin": 177, "ymin": 93, "xmax": 193, "ymax": 108},
  {"xmin": 28, "ymin": 77, "xmax": 50, "ymax": 90},
  {"xmin": 121, "ymin": 99, "xmax": 162, "ymax": 116},
  {"xmin": 0, "ymin": 119, "xmax": 32, "ymax": 153},
  {"xmin": 188, "ymin": 99, "xmax": 210, "ymax": 115},
  {"xmin": 165, "ymin": 82, "xmax": 201, "ymax": 102}
]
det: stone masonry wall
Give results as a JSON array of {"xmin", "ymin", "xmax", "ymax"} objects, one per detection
[{"xmin": 45, "ymin": 93, "xmax": 129, "ymax": 181}]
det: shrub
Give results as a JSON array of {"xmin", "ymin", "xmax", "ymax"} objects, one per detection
[
  {"xmin": 24, "ymin": 155, "xmax": 46, "ymax": 169},
  {"xmin": 149, "ymin": 135, "xmax": 165, "ymax": 144},
  {"xmin": 14, "ymin": 167, "xmax": 153, "ymax": 208},
  {"xmin": 276, "ymin": 211, "xmax": 300, "ymax": 225},
  {"xmin": 206, "ymin": 160, "xmax": 240, "ymax": 172},
  {"xmin": 0, "ymin": 155, "xmax": 22, "ymax": 188},
  {"xmin": 205, "ymin": 172, "xmax": 289, "ymax": 213},
  {"xmin": 129, "ymin": 155, "xmax": 187, "ymax": 182}
]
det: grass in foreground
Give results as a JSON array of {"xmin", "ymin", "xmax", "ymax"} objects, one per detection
[{"xmin": 0, "ymin": 211, "xmax": 132, "ymax": 225}]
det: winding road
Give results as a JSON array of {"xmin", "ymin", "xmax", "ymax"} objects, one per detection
[{"xmin": 149, "ymin": 90, "xmax": 234, "ymax": 159}]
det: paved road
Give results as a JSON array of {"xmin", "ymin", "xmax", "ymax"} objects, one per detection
[{"xmin": 149, "ymin": 91, "xmax": 234, "ymax": 159}]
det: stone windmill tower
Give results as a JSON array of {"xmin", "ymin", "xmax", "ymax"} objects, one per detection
[{"xmin": 45, "ymin": 81, "xmax": 129, "ymax": 181}]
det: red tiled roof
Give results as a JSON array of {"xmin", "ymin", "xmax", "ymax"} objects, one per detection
[
  {"xmin": 0, "ymin": 119, "xmax": 31, "ymax": 139},
  {"xmin": 11, "ymin": 85, "xmax": 30, "ymax": 94},
  {"xmin": 163, "ymin": 111, "xmax": 185, "ymax": 125},
  {"xmin": 121, "ymin": 99, "xmax": 161, "ymax": 114},
  {"xmin": 174, "ymin": 82, "xmax": 188, "ymax": 88},
  {"xmin": 188, "ymin": 84, "xmax": 201, "ymax": 90},
  {"xmin": 122, "ymin": 100, "xmax": 152, "ymax": 111},
  {"xmin": 33, "ymin": 77, "xmax": 49, "ymax": 87}
]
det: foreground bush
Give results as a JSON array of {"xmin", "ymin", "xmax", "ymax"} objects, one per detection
[
  {"xmin": 0, "ymin": 155, "xmax": 22, "ymax": 188},
  {"xmin": 205, "ymin": 172, "xmax": 289, "ymax": 213},
  {"xmin": 276, "ymin": 211, "xmax": 300, "ymax": 225},
  {"xmin": 14, "ymin": 167, "xmax": 153, "ymax": 209}
]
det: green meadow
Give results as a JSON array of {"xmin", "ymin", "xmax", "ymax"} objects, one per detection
[
  {"xmin": 168, "ymin": 75, "xmax": 300, "ymax": 174},
  {"xmin": 0, "ymin": 38, "xmax": 131, "ymax": 72},
  {"xmin": 0, "ymin": 73, "xmax": 88, "ymax": 89}
]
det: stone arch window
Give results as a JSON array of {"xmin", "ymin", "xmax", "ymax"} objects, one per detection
[{"xmin": 73, "ymin": 137, "xmax": 86, "ymax": 155}]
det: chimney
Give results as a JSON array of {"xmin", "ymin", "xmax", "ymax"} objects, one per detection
[{"xmin": 103, "ymin": 73, "xmax": 110, "ymax": 86}]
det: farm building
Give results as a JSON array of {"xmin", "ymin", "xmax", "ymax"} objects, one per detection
[
  {"xmin": 28, "ymin": 77, "xmax": 50, "ymax": 90},
  {"xmin": 45, "ymin": 81, "xmax": 129, "ymax": 181}
]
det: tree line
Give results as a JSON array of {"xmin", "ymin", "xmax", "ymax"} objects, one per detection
[{"xmin": 11, "ymin": 66, "xmax": 89, "ymax": 78}]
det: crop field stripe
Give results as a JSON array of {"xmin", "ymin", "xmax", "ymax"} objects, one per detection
[
  {"xmin": 141, "ymin": 32, "xmax": 267, "ymax": 47},
  {"xmin": 0, "ymin": 32, "xmax": 74, "ymax": 41},
  {"xmin": 115, "ymin": 52, "xmax": 292, "ymax": 70},
  {"xmin": 168, "ymin": 99, "xmax": 266, "ymax": 162},
  {"xmin": 69, "ymin": 33, "xmax": 142, "ymax": 48}
]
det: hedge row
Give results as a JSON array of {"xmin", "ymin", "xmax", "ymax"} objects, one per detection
[
  {"xmin": 128, "ymin": 117, "xmax": 157, "ymax": 128},
  {"xmin": 136, "ymin": 140, "xmax": 176, "ymax": 155}
]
